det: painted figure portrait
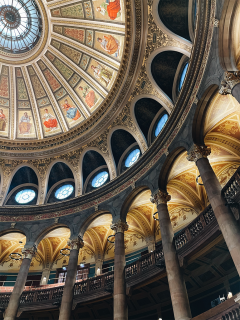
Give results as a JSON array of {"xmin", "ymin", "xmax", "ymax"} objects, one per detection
[
  {"xmin": 91, "ymin": 63, "xmax": 113, "ymax": 87},
  {"xmin": 96, "ymin": 0, "xmax": 121, "ymax": 20},
  {"xmin": 0, "ymin": 109, "xmax": 7, "ymax": 132},
  {"xmin": 61, "ymin": 99, "xmax": 81, "ymax": 121},
  {"xmin": 78, "ymin": 85, "xmax": 97, "ymax": 108},
  {"xmin": 19, "ymin": 112, "xmax": 32, "ymax": 134},
  {"xmin": 97, "ymin": 35, "xmax": 120, "ymax": 57},
  {"xmin": 42, "ymin": 108, "xmax": 58, "ymax": 131}
]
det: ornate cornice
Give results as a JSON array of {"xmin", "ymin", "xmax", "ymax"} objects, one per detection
[
  {"xmin": 219, "ymin": 71, "xmax": 240, "ymax": 95},
  {"xmin": 22, "ymin": 246, "xmax": 37, "ymax": 260},
  {"xmin": 187, "ymin": 144, "xmax": 211, "ymax": 163},
  {"xmin": 151, "ymin": 190, "xmax": 171, "ymax": 206},
  {"xmin": 67, "ymin": 237, "xmax": 84, "ymax": 250},
  {"xmin": 0, "ymin": 0, "xmax": 216, "ymax": 221},
  {"xmin": 111, "ymin": 220, "xmax": 128, "ymax": 234}
]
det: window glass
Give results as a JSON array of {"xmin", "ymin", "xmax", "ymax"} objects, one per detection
[
  {"xmin": 154, "ymin": 114, "xmax": 168, "ymax": 137},
  {"xmin": 125, "ymin": 149, "xmax": 140, "ymax": 168},
  {"xmin": 179, "ymin": 63, "xmax": 189, "ymax": 91},
  {"xmin": 15, "ymin": 189, "xmax": 36, "ymax": 204},
  {"xmin": 55, "ymin": 184, "xmax": 74, "ymax": 200},
  {"xmin": 92, "ymin": 171, "xmax": 108, "ymax": 188}
]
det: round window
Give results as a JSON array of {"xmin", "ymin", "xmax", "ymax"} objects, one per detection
[
  {"xmin": 125, "ymin": 149, "xmax": 140, "ymax": 168},
  {"xmin": 155, "ymin": 114, "xmax": 168, "ymax": 137},
  {"xmin": 92, "ymin": 171, "xmax": 109, "ymax": 188},
  {"xmin": 55, "ymin": 184, "xmax": 74, "ymax": 200},
  {"xmin": 15, "ymin": 189, "xmax": 36, "ymax": 204},
  {"xmin": 179, "ymin": 63, "xmax": 189, "ymax": 91}
]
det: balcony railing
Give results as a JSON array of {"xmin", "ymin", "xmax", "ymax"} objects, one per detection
[{"xmin": 1, "ymin": 167, "xmax": 240, "ymax": 311}]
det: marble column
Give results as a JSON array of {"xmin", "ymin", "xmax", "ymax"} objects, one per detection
[
  {"xmin": 58, "ymin": 237, "xmax": 84, "ymax": 320},
  {"xmin": 4, "ymin": 246, "xmax": 36, "ymax": 320},
  {"xmin": 219, "ymin": 71, "xmax": 240, "ymax": 103},
  {"xmin": 151, "ymin": 191, "xmax": 191, "ymax": 320},
  {"xmin": 111, "ymin": 220, "xmax": 128, "ymax": 320},
  {"xmin": 187, "ymin": 144, "xmax": 240, "ymax": 275}
]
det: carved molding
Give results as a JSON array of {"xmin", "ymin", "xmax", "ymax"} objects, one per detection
[{"xmin": 22, "ymin": 246, "xmax": 37, "ymax": 260}]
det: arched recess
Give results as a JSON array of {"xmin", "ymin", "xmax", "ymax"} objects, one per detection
[
  {"xmin": 109, "ymin": 128, "xmax": 143, "ymax": 175},
  {"xmin": 80, "ymin": 148, "xmax": 111, "ymax": 194},
  {"xmin": 146, "ymin": 47, "xmax": 190, "ymax": 105},
  {"xmin": 0, "ymin": 232, "xmax": 27, "ymax": 273},
  {"xmin": 152, "ymin": 0, "xmax": 193, "ymax": 46},
  {"xmin": 219, "ymin": 0, "xmax": 240, "ymax": 71},
  {"xmin": 197, "ymin": 90, "xmax": 240, "ymax": 187},
  {"xmin": 45, "ymin": 161, "xmax": 75, "ymax": 204},
  {"xmin": 132, "ymin": 96, "xmax": 169, "ymax": 145},
  {"xmin": 4, "ymin": 165, "xmax": 39, "ymax": 206}
]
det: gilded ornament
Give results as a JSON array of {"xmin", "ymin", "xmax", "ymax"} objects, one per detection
[{"xmin": 67, "ymin": 237, "xmax": 84, "ymax": 250}]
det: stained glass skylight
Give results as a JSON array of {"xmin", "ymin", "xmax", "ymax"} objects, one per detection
[
  {"xmin": 55, "ymin": 184, "xmax": 74, "ymax": 200},
  {"xmin": 92, "ymin": 171, "xmax": 108, "ymax": 188},
  {"xmin": 0, "ymin": 0, "xmax": 42, "ymax": 53},
  {"xmin": 15, "ymin": 189, "xmax": 36, "ymax": 203},
  {"xmin": 125, "ymin": 149, "xmax": 140, "ymax": 167},
  {"xmin": 155, "ymin": 114, "xmax": 168, "ymax": 137}
]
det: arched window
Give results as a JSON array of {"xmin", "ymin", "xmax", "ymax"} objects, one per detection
[
  {"xmin": 179, "ymin": 63, "xmax": 189, "ymax": 91},
  {"xmin": 155, "ymin": 114, "xmax": 168, "ymax": 137},
  {"xmin": 15, "ymin": 189, "xmax": 36, "ymax": 204},
  {"xmin": 92, "ymin": 171, "xmax": 109, "ymax": 188},
  {"xmin": 125, "ymin": 149, "xmax": 140, "ymax": 168},
  {"xmin": 55, "ymin": 184, "xmax": 74, "ymax": 200}
]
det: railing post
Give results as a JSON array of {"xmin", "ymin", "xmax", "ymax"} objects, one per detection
[{"xmin": 199, "ymin": 213, "xmax": 206, "ymax": 228}]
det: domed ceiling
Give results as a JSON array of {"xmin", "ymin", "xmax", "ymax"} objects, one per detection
[{"xmin": 0, "ymin": 0, "xmax": 126, "ymax": 140}]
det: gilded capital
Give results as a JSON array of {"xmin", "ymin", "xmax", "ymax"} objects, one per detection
[
  {"xmin": 219, "ymin": 71, "xmax": 240, "ymax": 95},
  {"xmin": 187, "ymin": 144, "xmax": 211, "ymax": 163},
  {"xmin": 22, "ymin": 246, "xmax": 37, "ymax": 260},
  {"xmin": 150, "ymin": 190, "xmax": 171, "ymax": 206},
  {"xmin": 67, "ymin": 237, "xmax": 84, "ymax": 250},
  {"xmin": 111, "ymin": 220, "xmax": 128, "ymax": 234}
]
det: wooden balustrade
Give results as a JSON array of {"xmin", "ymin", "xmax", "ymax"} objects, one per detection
[
  {"xmin": 175, "ymin": 205, "xmax": 216, "ymax": 250},
  {"xmin": 222, "ymin": 305, "xmax": 240, "ymax": 320},
  {"xmin": 223, "ymin": 168, "xmax": 240, "ymax": 204},
  {"xmin": 0, "ymin": 292, "xmax": 11, "ymax": 308}
]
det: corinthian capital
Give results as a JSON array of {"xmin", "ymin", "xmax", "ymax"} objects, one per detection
[
  {"xmin": 67, "ymin": 237, "xmax": 84, "ymax": 250},
  {"xmin": 111, "ymin": 220, "xmax": 128, "ymax": 234},
  {"xmin": 219, "ymin": 71, "xmax": 240, "ymax": 95},
  {"xmin": 22, "ymin": 246, "xmax": 37, "ymax": 260},
  {"xmin": 150, "ymin": 190, "xmax": 171, "ymax": 206},
  {"xmin": 187, "ymin": 144, "xmax": 211, "ymax": 163}
]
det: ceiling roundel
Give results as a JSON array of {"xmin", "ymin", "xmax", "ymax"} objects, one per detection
[{"xmin": 0, "ymin": 0, "xmax": 127, "ymax": 141}]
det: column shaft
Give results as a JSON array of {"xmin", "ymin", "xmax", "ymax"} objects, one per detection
[
  {"xmin": 157, "ymin": 202, "xmax": 191, "ymax": 320},
  {"xmin": 113, "ymin": 231, "xmax": 127, "ymax": 320},
  {"xmin": 58, "ymin": 248, "xmax": 79, "ymax": 320},
  {"xmin": 4, "ymin": 258, "xmax": 31, "ymax": 320},
  {"xmin": 232, "ymin": 83, "xmax": 240, "ymax": 104},
  {"xmin": 197, "ymin": 157, "xmax": 240, "ymax": 274}
]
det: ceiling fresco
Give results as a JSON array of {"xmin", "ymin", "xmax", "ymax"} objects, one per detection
[{"xmin": 0, "ymin": 0, "xmax": 126, "ymax": 140}]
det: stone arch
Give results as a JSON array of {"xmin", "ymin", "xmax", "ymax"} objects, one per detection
[
  {"xmin": 219, "ymin": 0, "xmax": 240, "ymax": 71},
  {"xmin": 79, "ymin": 147, "xmax": 115, "ymax": 193},
  {"xmin": 107, "ymin": 126, "xmax": 147, "ymax": 173},
  {"xmin": 152, "ymin": 0, "xmax": 193, "ymax": 47},
  {"xmin": 44, "ymin": 159, "xmax": 78, "ymax": 202},
  {"xmin": 34, "ymin": 223, "xmax": 71, "ymax": 246},
  {"xmin": 192, "ymin": 84, "xmax": 219, "ymax": 145},
  {"xmin": 3, "ymin": 163, "xmax": 40, "ymax": 205},
  {"xmin": 158, "ymin": 147, "xmax": 187, "ymax": 191},
  {"xmin": 146, "ymin": 47, "xmax": 190, "ymax": 105}
]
